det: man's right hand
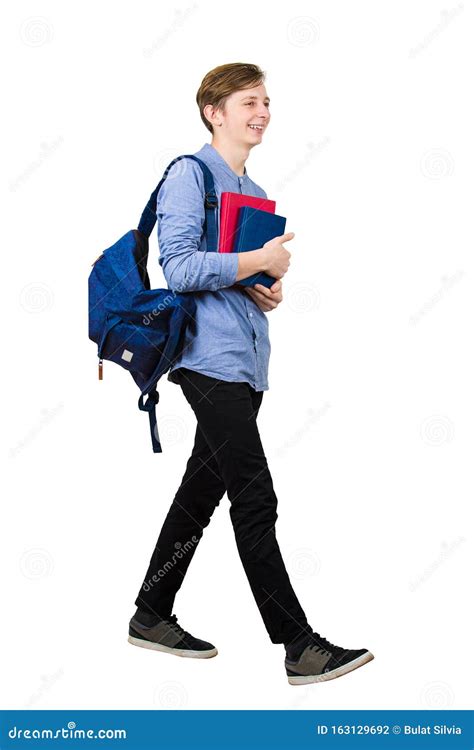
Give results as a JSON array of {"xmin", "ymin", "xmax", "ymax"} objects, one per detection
[{"xmin": 260, "ymin": 232, "xmax": 294, "ymax": 279}]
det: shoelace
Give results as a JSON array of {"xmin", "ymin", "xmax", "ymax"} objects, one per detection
[
  {"xmin": 165, "ymin": 614, "xmax": 186, "ymax": 640},
  {"xmin": 308, "ymin": 632, "xmax": 340, "ymax": 656}
]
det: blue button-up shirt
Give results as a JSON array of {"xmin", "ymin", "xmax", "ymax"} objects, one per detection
[{"xmin": 156, "ymin": 142, "xmax": 271, "ymax": 391}]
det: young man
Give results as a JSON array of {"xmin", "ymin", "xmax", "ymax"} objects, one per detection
[{"xmin": 129, "ymin": 63, "xmax": 374, "ymax": 685}]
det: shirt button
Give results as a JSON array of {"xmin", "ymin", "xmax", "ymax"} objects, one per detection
[{"xmin": 249, "ymin": 312, "xmax": 253, "ymax": 318}]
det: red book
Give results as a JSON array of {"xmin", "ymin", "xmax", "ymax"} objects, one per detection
[{"xmin": 218, "ymin": 192, "xmax": 276, "ymax": 253}]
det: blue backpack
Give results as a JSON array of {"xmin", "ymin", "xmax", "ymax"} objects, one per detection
[{"xmin": 88, "ymin": 154, "xmax": 218, "ymax": 453}]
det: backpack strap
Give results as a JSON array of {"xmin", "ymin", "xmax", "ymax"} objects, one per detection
[
  {"xmin": 138, "ymin": 390, "xmax": 161, "ymax": 453},
  {"xmin": 136, "ymin": 153, "xmax": 219, "ymax": 453},
  {"xmin": 137, "ymin": 154, "xmax": 218, "ymax": 251}
]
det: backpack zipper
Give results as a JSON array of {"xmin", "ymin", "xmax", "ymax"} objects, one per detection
[{"xmin": 97, "ymin": 315, "xmax": 122, "ymax": 379}]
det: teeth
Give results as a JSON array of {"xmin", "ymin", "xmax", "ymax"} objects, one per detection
[{"xmin": 249, "ymin": 125, "xmax": 263, "ymax": 130}]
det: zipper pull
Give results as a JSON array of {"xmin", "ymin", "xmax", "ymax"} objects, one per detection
[{"xmin": 98, "ymin": 358, "xmax": 103, "ymax": 380}]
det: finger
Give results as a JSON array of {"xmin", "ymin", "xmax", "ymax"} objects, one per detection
[
  {"xmin": 257, "ymin": 286, "xmax": 282, "ymax": 302},
  {"xmin": 280, "ymin": 232, "xmax": 295, "ymax": 242},
  {"xmin": 246, "ymin": 287, "xmax": 279, "ymax": 309},
  {"xmin": 253, "ymin": 288, "xmax": 275, "ymax": 302},
  {"xmin": 253, "ymin": 284, "xmax": 272, "ymax": 297},
  {"xmin": 260, "ymin": 297, "xmax": 278, "ymax": 309},
  {"xmin": 255, "ymin": 281, "xmax": 281, "ymax": 296}
]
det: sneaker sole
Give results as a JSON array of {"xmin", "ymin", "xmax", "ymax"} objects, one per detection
[
  {"xmin": 287, "ymin": 650, "xmax": 374, "ymax": 685},
  {"xmin": 128, "ymin": 635, "xmax": 217, "ymax": 659}
]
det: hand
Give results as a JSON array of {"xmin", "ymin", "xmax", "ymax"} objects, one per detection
[
  {"xmin": 260, "ymin": 232, "xmax": 294, "ymax": 280},
  {"xmin": 244, "ymin": 279, "xmax": 283, "ymax": 312}
]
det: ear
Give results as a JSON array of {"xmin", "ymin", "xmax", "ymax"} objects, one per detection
[{"xmin": 203, "ymin": 103, "xmax": 223, "ymax": 130}]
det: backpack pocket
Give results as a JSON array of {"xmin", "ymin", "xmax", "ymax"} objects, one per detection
[{"xmin": 98, "ymin": 315, "xmax": 166, "ymax": 379}]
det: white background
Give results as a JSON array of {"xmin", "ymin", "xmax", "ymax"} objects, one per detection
[{"xmin": 2, "ymin": 0, "xmax": 472, "ymax": 711}]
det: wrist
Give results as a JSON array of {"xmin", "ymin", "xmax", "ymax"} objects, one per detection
[{"xmin": 258, "ymin": 246, "xmax": 269, "ymax": 272}]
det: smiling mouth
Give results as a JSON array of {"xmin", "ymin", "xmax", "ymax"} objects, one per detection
[{"xmin": 248, "ymin": 124, "xmax": 265, "ymax": 132}]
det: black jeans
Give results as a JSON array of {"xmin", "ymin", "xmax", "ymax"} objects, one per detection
[{"xmin": 135, "ymin": 367, "xmax": 311, "ymax": 645}]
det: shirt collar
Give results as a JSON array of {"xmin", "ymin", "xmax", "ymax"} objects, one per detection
[{"xmin": 198, "ymin": 142, "xmax": 248, "ymax": 180}]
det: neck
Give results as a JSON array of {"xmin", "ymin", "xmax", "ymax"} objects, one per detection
[{"xmin": 210, "ymin": 138, "xmax": 250, "ymax": 177}]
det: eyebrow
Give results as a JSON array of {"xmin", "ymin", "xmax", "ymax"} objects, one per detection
[{"xmin": 241, "ymin": 95, "xmax": 270, "ymax": 103}]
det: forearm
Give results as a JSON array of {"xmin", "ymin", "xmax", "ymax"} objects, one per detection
[
  {"xmin": 161, "ymin": 247, "xmax": 239, "ymax": 293},
  {"xmin": 234, "ymin": 248, "xmax": 268, "ymax": 283}
]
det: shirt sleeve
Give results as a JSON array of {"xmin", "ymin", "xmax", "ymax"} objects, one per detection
[{"xmin": 156, "ymin": 158, "xmax": 239, "ymax": 293}]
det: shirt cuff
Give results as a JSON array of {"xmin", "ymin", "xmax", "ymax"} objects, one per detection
[{"xmin": 218, "ymin": 251, "xmax": 239, "ymax": 288}]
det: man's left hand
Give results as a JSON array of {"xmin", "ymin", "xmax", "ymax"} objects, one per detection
[{"xmin": 244, "ymin": 279, "xmax": 283, "ymax": 312}]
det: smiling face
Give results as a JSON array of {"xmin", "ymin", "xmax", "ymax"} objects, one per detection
[{"xmin": 205, "ymin": 83, "xmax": 271, "ymax": 148}]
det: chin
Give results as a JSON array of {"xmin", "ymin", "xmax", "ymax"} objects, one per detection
[{"xmin": 244, "ymin": 135, "xmax": 262, "ymax": 148}]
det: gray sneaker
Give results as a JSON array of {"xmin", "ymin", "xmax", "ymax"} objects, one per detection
[
  {"xmin": 285, "ymin": 631, "xmax": 374, "ymax": 685},
  {"xmin": 128, "ymin": 611, "xmax": 217, "ymax": 659}
]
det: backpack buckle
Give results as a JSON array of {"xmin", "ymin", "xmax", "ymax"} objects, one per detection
[{"xmin": 205, "ymin": 192, "xmax": 218, "ymax": 209}]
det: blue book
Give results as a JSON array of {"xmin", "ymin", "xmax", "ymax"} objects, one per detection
[{"xmin": 233, "ymin": 206, "xmax": 287, "ymax": 289}]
